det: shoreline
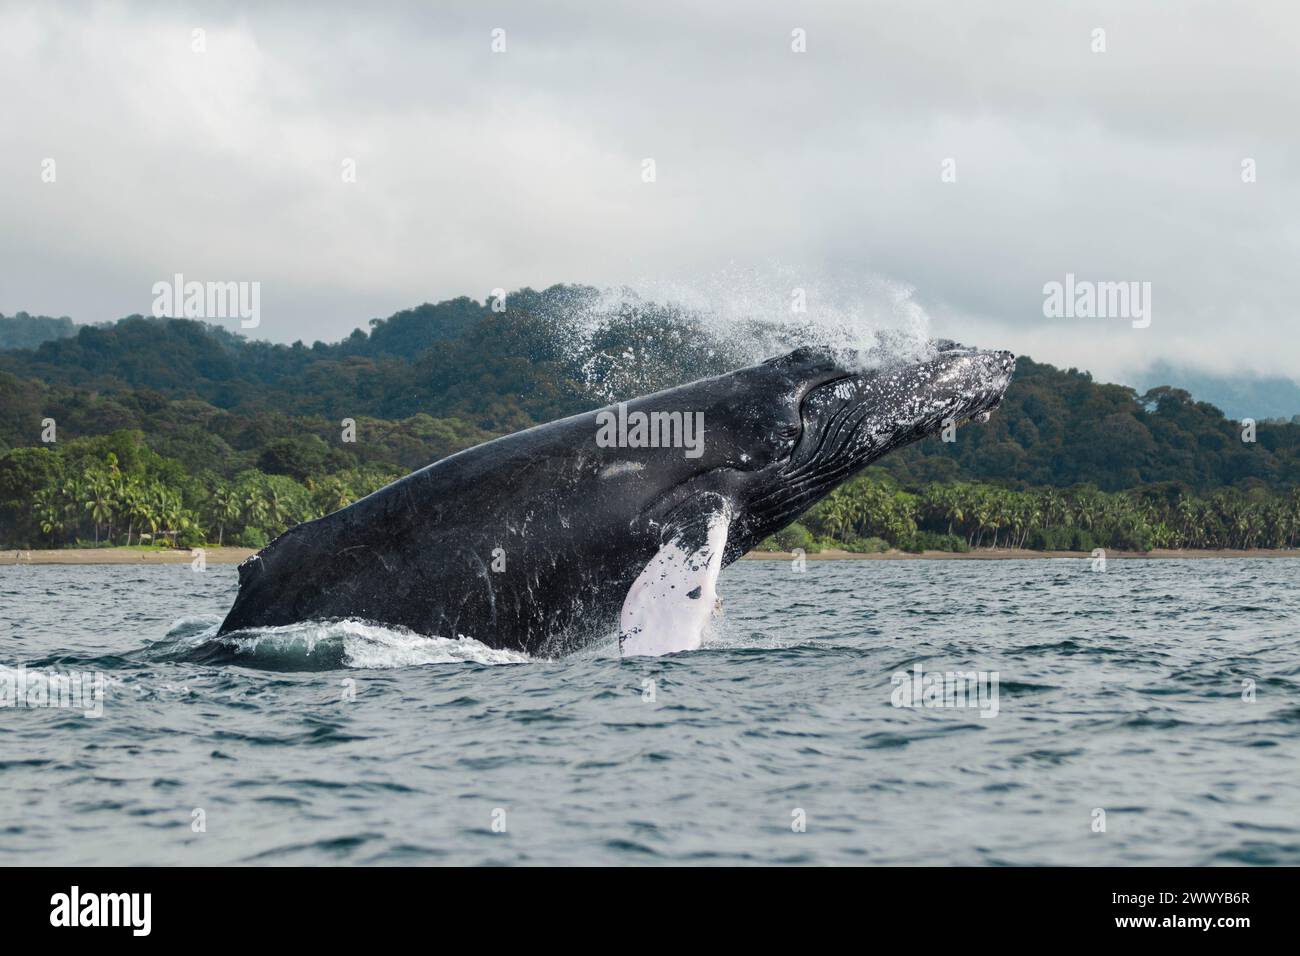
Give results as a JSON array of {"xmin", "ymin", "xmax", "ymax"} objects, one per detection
[
  {"xmin": 743, "ymin": 547, "xmax": 1300, "ymax": 561},
  {"xmin": 2, "ymin": 545, "xmax": 1297, "ymax": 566},
  {"xmin": 0, "ymin": 547, "xmax": 256, "ymax": 565}
]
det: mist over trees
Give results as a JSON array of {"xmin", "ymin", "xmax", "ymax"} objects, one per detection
[
  {"xmin": 1, "ymin": 284, "xmax": 1296, "ymax": 550},
  {"xmin": 0, "ymin": 312, "xmax": 76, "ymax": 350}
]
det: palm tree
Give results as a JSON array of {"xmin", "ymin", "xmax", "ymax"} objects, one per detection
[
  {"xmin": 115, "ymin": 476, "xmax": 142, "ymax": 546},
  {"xmin": 262, "ymin": 482, "xmax": 289, "ymax": 534},
  {"xmin": 822, "ymin": 490, "xmax": 854, "ymax": 542},
  {"xmin": 158, "ymin": 488, "xmax": 186, "ymax": 547},
  {"xmin": 58, "ymin": 477, "xmax": 84, "ymax": 541},
  {"xmin": 33, "ymin": 487, "xmax": 65, "ymax": 546},
  {"xmin": 83, "ymin": 477, "xmax": 114, "ymax": 546},
  {"xmin": 239, "ymin": 482, "xmax": 269, "ymax": 531},
  {"xmin": 135, "ymin": 481, "xmax": 164, "ymax": 547},
  {"xmin": 207, "ymin": 484, "xmax": 241, "ymax": 547}
]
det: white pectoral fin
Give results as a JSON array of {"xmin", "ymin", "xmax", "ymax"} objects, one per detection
[{"xmin": 619, "ymin": 506, "xmax": 730, "ymax": 658}]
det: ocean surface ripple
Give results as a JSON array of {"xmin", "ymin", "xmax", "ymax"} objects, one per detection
[{"xmin": 1, "ymin": 559, "xmax": 1297, "ymax": 865}]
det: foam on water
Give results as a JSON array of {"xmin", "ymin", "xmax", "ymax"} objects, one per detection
[{"xmin": 160, "ymin": 617, "xmax": 532, "ymax": 670}]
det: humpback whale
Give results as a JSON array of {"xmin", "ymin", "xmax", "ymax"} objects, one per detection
[{"xmin": 218, "ymin": 344, "xmax": 1015, "ymax": 656}]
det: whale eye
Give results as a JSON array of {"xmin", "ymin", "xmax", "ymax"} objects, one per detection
[{"xmin": 777, "ymin": 423, "xmax": 801, "ymax": 443}]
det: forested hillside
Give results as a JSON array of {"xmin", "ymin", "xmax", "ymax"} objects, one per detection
[
  {"xmin": 0, "ymin": 312, "xmax": 77, "ymax": 350},
  {"xmin": 1, "ymin": 284, "xmax": 1296, "ymax": 550}
]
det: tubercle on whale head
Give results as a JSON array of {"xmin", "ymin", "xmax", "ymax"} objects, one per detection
[{"xmin": 749, "ymin": 342, "xmax": 1015, "ymax": 468}]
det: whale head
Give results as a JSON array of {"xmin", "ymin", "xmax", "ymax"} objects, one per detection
[{"xmin": 708, "ymin": 342, "xmax": 1016, "ymax": 553}]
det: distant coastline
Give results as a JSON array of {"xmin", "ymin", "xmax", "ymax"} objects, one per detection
[
  {"xmin": 3, "ymin": 546, "xmax": 1297, "ymax": 566},
  {"xmin": 743, "ymin": 547, "xmax": 1300, "ymax": 561},
  {"xmin": 1, "ymin": 547, "xmax": 255, "ymax": 565}
]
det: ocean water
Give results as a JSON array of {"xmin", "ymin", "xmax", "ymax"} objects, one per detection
[{"xmin": 1, "ymin": 558, "xmax": 1297, "ymax": 866}]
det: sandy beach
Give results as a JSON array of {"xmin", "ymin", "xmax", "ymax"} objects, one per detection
[{"xmin": 2, "ymin": 546, "xmax": 1296, "ymax": 566}]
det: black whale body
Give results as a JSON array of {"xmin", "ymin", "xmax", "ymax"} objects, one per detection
[{"xmin": 218, "ymin": 344, "xmax": 1015, "ymax": 655}]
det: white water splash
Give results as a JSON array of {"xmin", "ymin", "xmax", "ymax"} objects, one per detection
[
  {"xmin": 334, "ymin": 621, "xmax": 532, "ymax": 668},
  {"xmin": 533, "ymin": 267, "xmax": 938, "ymax": 400},
  {"xmin": 628, "ymin": 265, "xmax": 934, "ymax": 361},
  {"xmin": 164, "ymin": 617, "xmax": 531, "ymax": 668}
]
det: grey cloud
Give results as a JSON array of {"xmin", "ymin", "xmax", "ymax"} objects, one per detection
[{"xmin": 0, "ymin": 0, "xmax": 1296, "ymax": 384}]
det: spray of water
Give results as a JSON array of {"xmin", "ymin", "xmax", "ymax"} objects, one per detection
[{"xmin": 522, "ymin": 267, "xmax": 937, "ymax": 402}]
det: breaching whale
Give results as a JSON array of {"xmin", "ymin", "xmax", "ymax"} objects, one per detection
[{"xmin": 218, "ymin": 344, "xmax": 1015, "ymax": 656}]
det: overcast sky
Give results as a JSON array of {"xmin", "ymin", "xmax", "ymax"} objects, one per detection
[{"xmin": 2, "ymin": 1, "xmax": 1297, "ymax": 385}]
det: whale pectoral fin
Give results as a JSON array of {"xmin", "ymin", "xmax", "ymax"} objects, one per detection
[{"xmin": 619, "ymin": 504, "xmax": 731, "ymax": 658}]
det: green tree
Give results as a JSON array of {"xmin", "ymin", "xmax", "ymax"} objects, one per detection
[{"xmin": 207, "ymin": 482, "xmax": 241, "ymax": 547}]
